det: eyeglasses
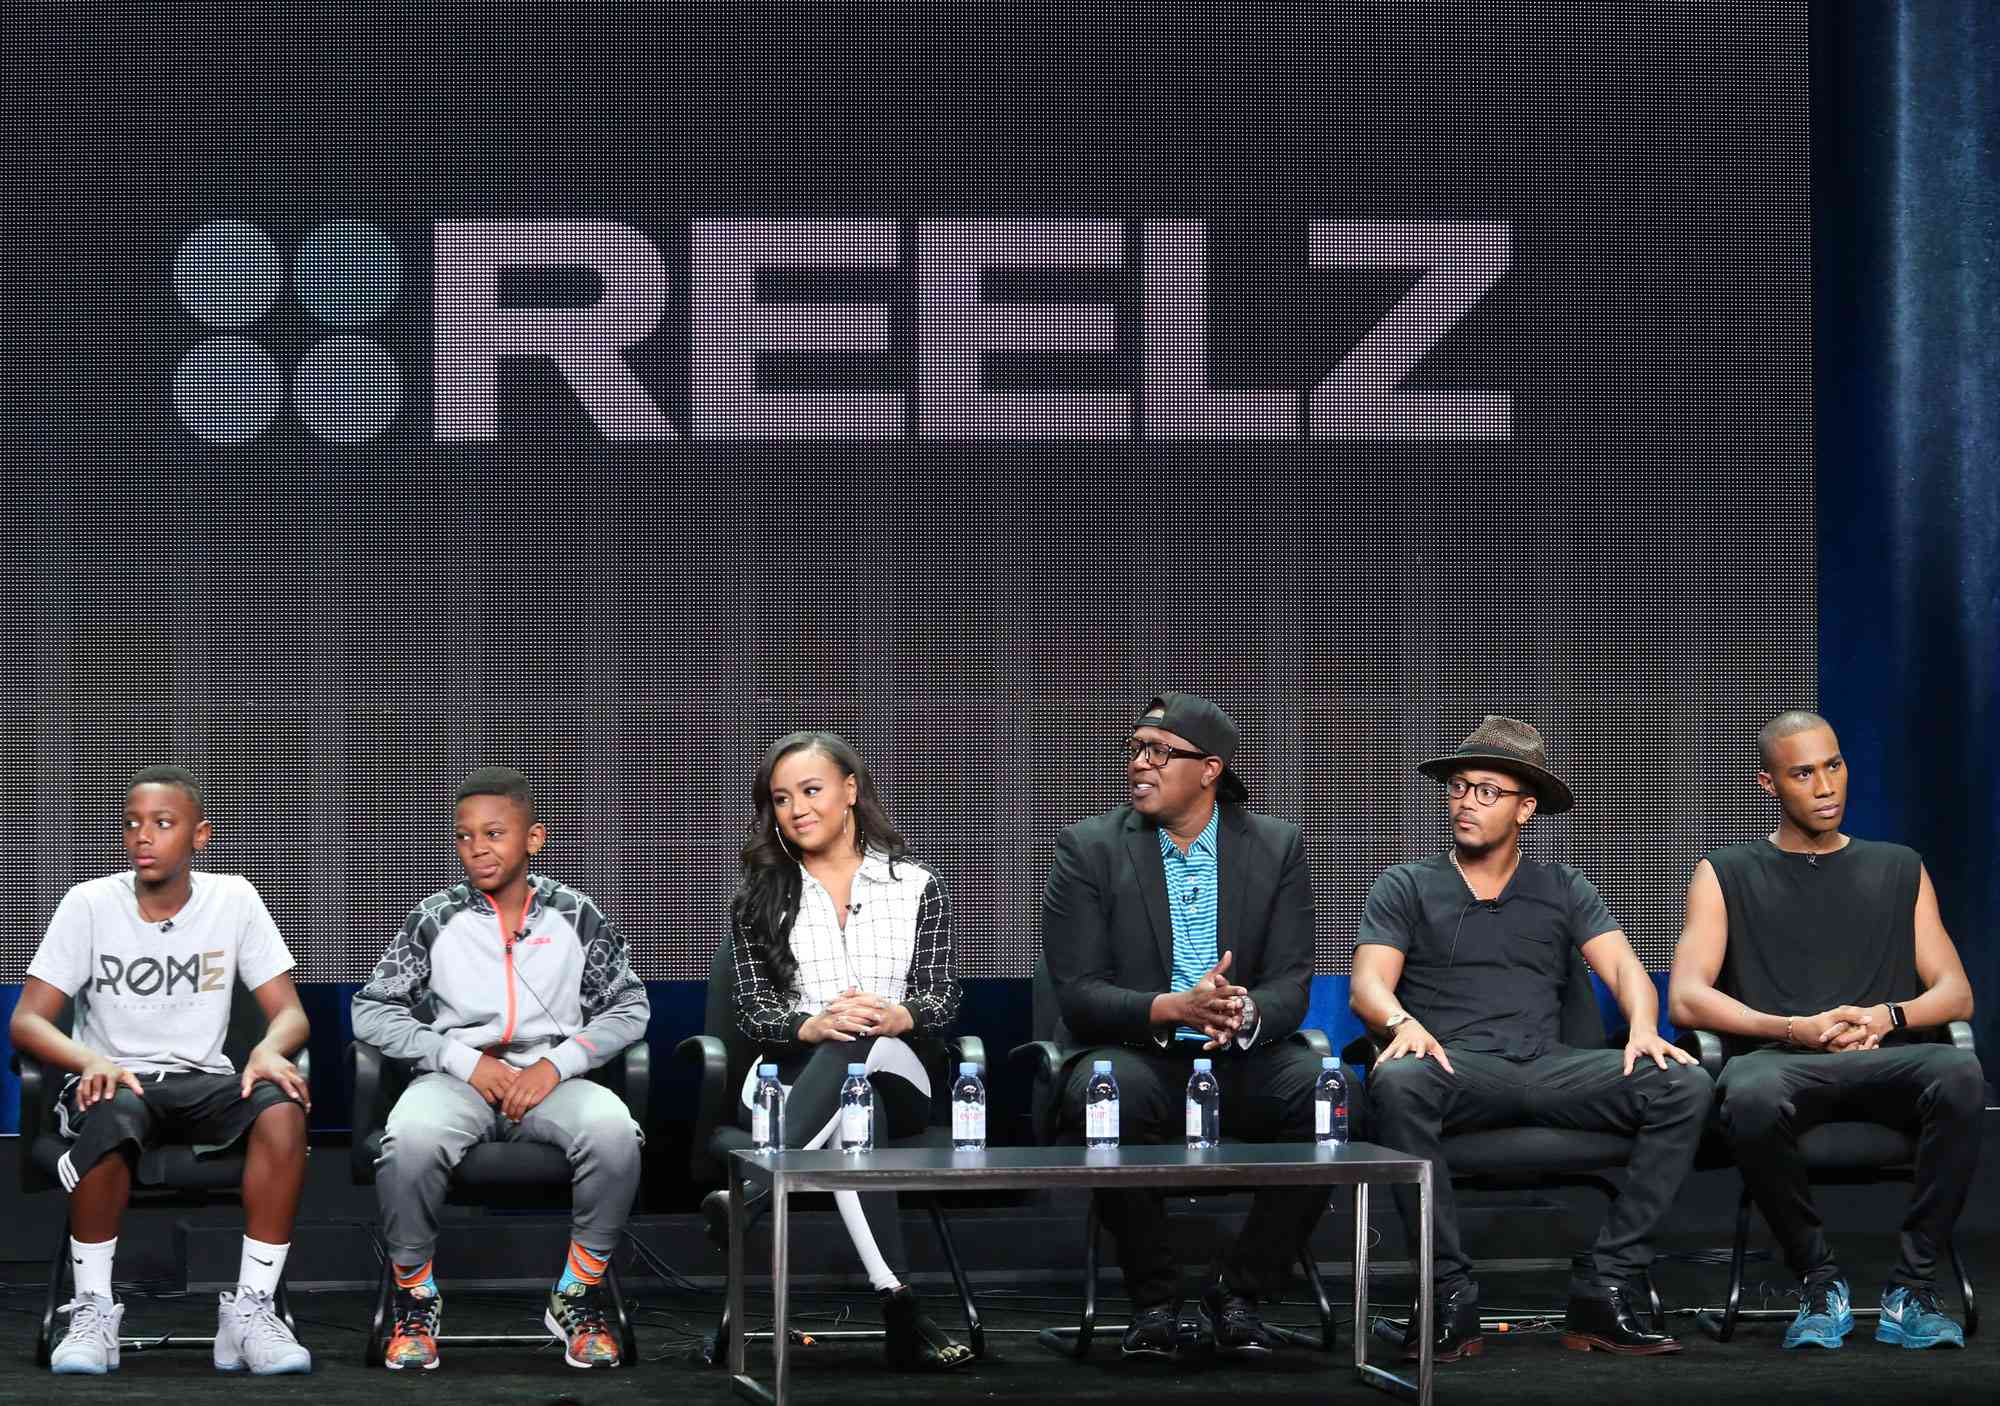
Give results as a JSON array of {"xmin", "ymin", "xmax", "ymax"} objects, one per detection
[
  {"xmin": 1445, "ymin": 777, "xmax": 1529, "ymax": 806},
  {"xmin": 1120, "ymin": 737, "xmax": 1211, "ymax": 769}
]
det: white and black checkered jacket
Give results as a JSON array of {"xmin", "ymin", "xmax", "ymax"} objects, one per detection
[{"xmin": 732, "ymin": 850, "xmax": 960, "ymax": 1045}]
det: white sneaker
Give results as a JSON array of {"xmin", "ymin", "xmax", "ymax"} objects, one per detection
[
  {"xmin": 50, "ymin": 1293, "xmax": 123, "ymax": 1374},
  {"xmin": 214, "ymin": 1288, "xmax": 313, "ymax": 1375}
]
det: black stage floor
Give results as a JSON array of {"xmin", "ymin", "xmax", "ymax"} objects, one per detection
[{"xmin": 2, "ymin": 1232, "xmax": 1991, "ymax": 1405}]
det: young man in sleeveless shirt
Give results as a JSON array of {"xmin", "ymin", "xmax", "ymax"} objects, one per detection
[{"xmin": 1669, "ymin": 711, "xmax": 1982, "ymax": 1350}]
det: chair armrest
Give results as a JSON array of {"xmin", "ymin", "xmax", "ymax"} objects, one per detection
[
  {"xmin": 1340, "ymin": 1033, "xmax": 1381, "ymax": 1070},
  {"xmin": 615, "ymin": 1042, "xmax": 651, "ymax": 1124},
  {"xmin": 14, "ymin": 1051, "xmax": 52, "ymax": 1194},
  {"xmin": 676, "ymin": 1034, "xmax": 731, "ymax": 1183},
  {"xmin": 948, "ymin": 1035, "xmax": 988, "ymax": 1075},
  {"xmin": 347, "ymin": 1040, "xmax": 394, "ymax": 1185},
  {"xmin": 1008, "ymin": 1039, "xmax": 1065, "ymax": 1080},
  {"xmin": 1299, "ymin": 1028, "xmax": 1332, "ymax": 1059},
  {"xmin": 1677, "ymin": 1029, "xmax": 1727, "ymax": 1081},
  {"xmin": 1946, "ymin": 1020, "xmax": 1976, "ymax": 1053}
]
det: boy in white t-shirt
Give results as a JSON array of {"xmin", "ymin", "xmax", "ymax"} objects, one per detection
[{"xmin": 8, "ymin": 767, "xmax": 314, "ymax": 1376}]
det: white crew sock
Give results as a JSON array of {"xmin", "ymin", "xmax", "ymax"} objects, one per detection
[
  {"xmin": 834, "ymin": 1191, "xmax": 900, "ymax": 1293},
  {"xmin": 238, "ymin": 1236, "xmax": 290, "ymax": 1298},
  {"xmin": 70, "ymin": 1237, "xmax": 116, "ymax": 1300}
]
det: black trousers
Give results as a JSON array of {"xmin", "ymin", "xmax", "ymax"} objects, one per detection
[
  {"xmin": 1057, "ymin": 1037, "xmax": 1329, "ymax": 1308},
  {"xmin": 1363, "ymin": 1046, "xmax": 1712, "ymax": 1299},
  {"xmin": 1715, "ymin": 1042, "xmax": 1984, "ymax": 1290}
]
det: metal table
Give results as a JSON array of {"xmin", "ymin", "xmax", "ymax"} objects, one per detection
[{"xmin": 728, "ymin": 1141, "xmax": 1433, "ymax": 1405}]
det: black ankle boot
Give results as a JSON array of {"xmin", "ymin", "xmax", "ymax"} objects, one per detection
[{"xmin": 880, "ymin": 1286, "xmax": 975, "ymax": 1372}]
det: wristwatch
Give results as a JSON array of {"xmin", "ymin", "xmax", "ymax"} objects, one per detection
[
  {"xmin": 1385, "ymin": 1012, "xmax": 1413, "ymax": 1032},
  {"xmin": 1888, "ymin": 1003, "xmax": 1907, "ymax": 1030}
]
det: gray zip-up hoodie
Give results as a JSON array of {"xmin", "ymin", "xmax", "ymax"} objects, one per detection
[{"xmin": 350, "ymin": 874, "xmax": 649, "ymax": 1082}]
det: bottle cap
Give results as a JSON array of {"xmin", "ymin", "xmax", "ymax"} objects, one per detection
[
  {"xmin": 1093, "ymin": 1059, "xmax": 1113, "ymax": 1073},
  {"xmin": 847, "ymin": 1063, "xmax": 867, "ymax": 1076},
  {"xmin": 1321, "ymin": 1056, "xmax": 1337, "ymax": 1070},
  {"xmin": 1193, "ymin": 1058, "xmax": 1212, "ymax": 1072},
  {"xmin": 959, "ymin": 1062, "xmax": 980, "ymax": 1076},
  {"xmin": 760, "ymin": 1063, "xmax": 780, "ymax": 1077}
]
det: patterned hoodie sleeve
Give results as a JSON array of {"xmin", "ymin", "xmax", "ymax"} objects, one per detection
[
  {"xmin": 901, "ymin": 870, "xmax": 961, "ymax": 1034},
  {"xmin": 351, "ymin": 907, "xmax": 481, "ymax": 1081},
  {"xmin": 547, "ymin": 900, "xmax": 651, "ymax": 1079},
  {"xmin": 732, "ymin": 909, "xmax": 807, "ymax": 1046}
]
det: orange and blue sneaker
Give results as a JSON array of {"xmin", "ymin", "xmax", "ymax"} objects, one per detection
[
  {"xmin": 545, "ymin": 1281, "xmax": 620, "ymax": 1369},
  {"xmin": 1875, "ymin": 1285, "xmax": 1965, "ymax": 1349},
  {"xmin": 384, "ymin": 1284, "xmax": 442, "ymax": 1370}
]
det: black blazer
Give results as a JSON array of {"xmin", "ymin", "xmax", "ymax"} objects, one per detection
[{"xmin": 1041, "ymin": 803, "xmax": 1314, "ymax": 1051}]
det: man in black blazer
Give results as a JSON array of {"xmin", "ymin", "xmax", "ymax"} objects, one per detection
[{"xmin": 1042, "ymin": 692, "xmax": 1323, "ymax": 1361}]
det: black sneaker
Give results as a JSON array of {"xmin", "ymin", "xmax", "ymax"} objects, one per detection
[
  {"xmin": 1201, "ymin": 1283, "xmax": 1282, "ymax": 1358},
  {"xmin": 1121, "ymin": 1303, "xmax": 1180, "ymax": 1359},
  {"xmin": 543, "ymin": 1282, "xmax": 621, "ymax": 1369}
]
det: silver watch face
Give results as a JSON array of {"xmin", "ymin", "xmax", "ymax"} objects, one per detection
[{"xmin": 1385, "ymin": 1013, "xmax": 1409, "ymax": 1030}]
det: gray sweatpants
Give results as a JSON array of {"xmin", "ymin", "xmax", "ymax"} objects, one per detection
[{"xmin": 376, "ymin": 1072, "xmax": 644, "ymax": 1265}]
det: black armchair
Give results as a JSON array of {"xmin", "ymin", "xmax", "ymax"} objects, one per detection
[
  {"xmin": 346, "ymin": 1035, "xmax": 649, "ymax": 1367},
  {"xmin": 674, "ymin": 935, "xmax": 985, "ymax": 1362},
  {"xmin": 1340, "ymin": 947, "xmax": 1664, "ymax": 1327},
  {"xmin": 1678, "ymin": 1019, "xmax": 1979, "ymax": 1341},
  {"xmin": 1008, "ymin": 955, "xmax": 1340, "ymax": 1357},
  {"xmin": 12, "ymin": 986, "xmax": 309, "ymax": 1367}
]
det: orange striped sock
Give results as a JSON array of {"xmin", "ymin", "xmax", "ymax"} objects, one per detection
[
  {"xmin": 558, "ymin": 1242, "xmax": 609, "ymax": 1291},
  {"xmin": 395, "ymin": 1259, "xmax": 435, "ymax": 1292}
]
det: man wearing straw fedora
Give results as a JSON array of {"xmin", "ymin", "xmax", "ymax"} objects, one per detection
[{"xmin": 1350, "ymin": 717, "xmax": 1712, "ymax": 1361}]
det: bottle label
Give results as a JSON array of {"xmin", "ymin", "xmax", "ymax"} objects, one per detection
[
  {"xmin": 1086, "ymin": 1100, "xmax": 1117, "ymax": 1140},
  {"xmin": 1185, "ymin": 1098, "xmax": 1203, "ymax": 1140},
  {"xmin": 753, "ymin": 1104, "xmax": 771, "ymax": 1147},
  {"xmin": 841, "ymin": 1102, "xmax": 870, "ymax": 1145},
  {"xmin": 952, "ymin": 1102, "xmax": 985, "ymax": 1143},
  {"xmin": 1315, "ymin": 1101, "xmax": 1330, "ymax": 1137}
]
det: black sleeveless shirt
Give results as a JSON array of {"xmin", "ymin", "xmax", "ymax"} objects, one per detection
[{"xmin": 1706, "ymin": 837, "xmax": 1921, "ymax": 1052}]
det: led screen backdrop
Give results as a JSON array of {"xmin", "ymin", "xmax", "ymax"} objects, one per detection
[{"xmin": 6, "ymin": 6, "xmax": 1812, "ymax": 984}]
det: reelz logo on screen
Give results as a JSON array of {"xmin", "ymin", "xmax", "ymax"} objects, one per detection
[{"xmin": 175, "ymin": 218, "xmax": 1511, "ymax": 444}]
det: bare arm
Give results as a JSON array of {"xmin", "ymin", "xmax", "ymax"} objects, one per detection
[
  {"xmin": 242, "ymin": 972, "xmax": 312, "ymax": 1107},
  {"xmin": 1828, "ymin": 863, "xmax": 1976, "ymax": 1048},
  {"xmin": 1666, "ymin": 860, "xmax": 1846, "ymax": 1048},
  {"xmin": 7, "ymin": 976, "xmax": 101, "ymax": 1075},
  {"xmin": 1350, "ymin": 943, "xmax": 1454, "ymax": 1073},
  {"xmin": 1581, "ymin": 928, "xmax": 1695, "ymax": 1072}
]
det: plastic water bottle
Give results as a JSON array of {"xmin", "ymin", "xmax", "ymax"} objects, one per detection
[
  {"xmin": 1084, "ymin": 1059, "xmax": 1120, "ymax": 1148},
  {"xmin": 839, "ymin": 1063, "xmax": 874, "ymax": 1153},
  {"xmin": 950, "ymin": 1062, "xmax": 987, "ymax": 1150},
  {"xmin": 1185, "ymin": 1058, "xmax": 1221, "ymax": 1149},
  {"xmin": 1314, "ymin": 1056, "xmax": 1348, "ymax": 1146},
  {"xmin": 751, "ymin": 1063, "xmax": 785, "ymax": 1150}
]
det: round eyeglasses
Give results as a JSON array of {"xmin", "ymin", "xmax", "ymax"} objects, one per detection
[{"xmin": 1445, "ymin": 777, "xmax": 1529, "ymax": 807}]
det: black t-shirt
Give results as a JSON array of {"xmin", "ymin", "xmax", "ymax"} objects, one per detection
[
  {"xmin": 1707, "ymin": 838, "xmax": 1921, "ymax": 1054},
  {"xmin": 1355, "ymin": 855, "xmax": 1618, "ymax": 1059}
]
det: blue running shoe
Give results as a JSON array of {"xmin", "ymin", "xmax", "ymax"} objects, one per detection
[
  {"xmin": 1875, "ymin": 1286, "xmax": 1965, "ymax": 1349},
  {"xmin": 1783, "ymin": 1277, "xmax": 1852, "ymax": 1350}
]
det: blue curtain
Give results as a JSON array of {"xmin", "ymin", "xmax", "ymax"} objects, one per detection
[{"xmin": 1815, "ymin": 2, "xmax": 1999, "ymax": 1077}]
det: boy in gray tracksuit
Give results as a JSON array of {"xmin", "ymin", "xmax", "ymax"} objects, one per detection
[{"xmin": 350, "ymin": 767, "xmax": 650, "ymax": 1371}]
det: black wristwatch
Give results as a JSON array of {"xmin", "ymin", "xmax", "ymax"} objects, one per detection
[{"xmin": 1887, "ymin": 1003, "xmax": 1907, "ymax": 1030}]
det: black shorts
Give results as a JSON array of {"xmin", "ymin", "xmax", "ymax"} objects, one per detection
[{"xmin": 55, "ymin": 1071, "xmax": 301, "ymax": 1192}]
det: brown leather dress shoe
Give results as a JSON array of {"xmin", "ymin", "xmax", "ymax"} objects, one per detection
[{"xmin": 1561, "ymin": 1284, "xmax": 1682, "ymax": 1355}]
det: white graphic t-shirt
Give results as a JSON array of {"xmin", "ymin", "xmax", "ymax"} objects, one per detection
[{"xmin": 26, "ymin": 871, "xmax": 296, "ymax": 1076}]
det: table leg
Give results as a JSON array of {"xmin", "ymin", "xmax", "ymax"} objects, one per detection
[
  {"xmin": 1353, "ymin": 1182, "xmax": 1370, "ymax": 1376},
  {"xmin": 1417, "ymin": 1163, "xmax": 1433, "ymax": 1406},
  {"xmin": 728, "ymin": 1174, "xmax": 746, "ymax": 1376},
  {"xmin": 772, "ymin": 1184, "xmax": 790, "ymax": 1405}
]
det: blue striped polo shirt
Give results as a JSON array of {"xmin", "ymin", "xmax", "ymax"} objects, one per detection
[{"xmin": 1160, "ymin": 807, "xmax": 1220, "ymax": 1042}]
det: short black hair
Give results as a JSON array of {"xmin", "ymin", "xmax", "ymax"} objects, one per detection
[
  {"xmin": 128, "ymin": 765, "xmax": 204, "ymax": 817},
  {"xmin": 1758, "ymin": 710, "xmax": 1832, "ymax": 769},
  {"xmin": 456, "ymin": 766, "xmax": 535, "ymax": 821}
]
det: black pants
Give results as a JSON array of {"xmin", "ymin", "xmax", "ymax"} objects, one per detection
[
  {"xmin": 1363, "ymin": 1046, "xmax": 1712, "ymax": 1299},
  {"xmin": 57, "ymin": 1071, "xmax": 300, "ymax": 1191},
  {"xmin": 1715, "ymin": 1042, "xmax": 1984, "ymax": 1290},
  {"xmin": 741, "ymin": 1038, "xmax": 933, "ymax": 1275},
  {"xmin": 1057, "ymin": 1038, "xmax": 1329, "ymax": 1308}
]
